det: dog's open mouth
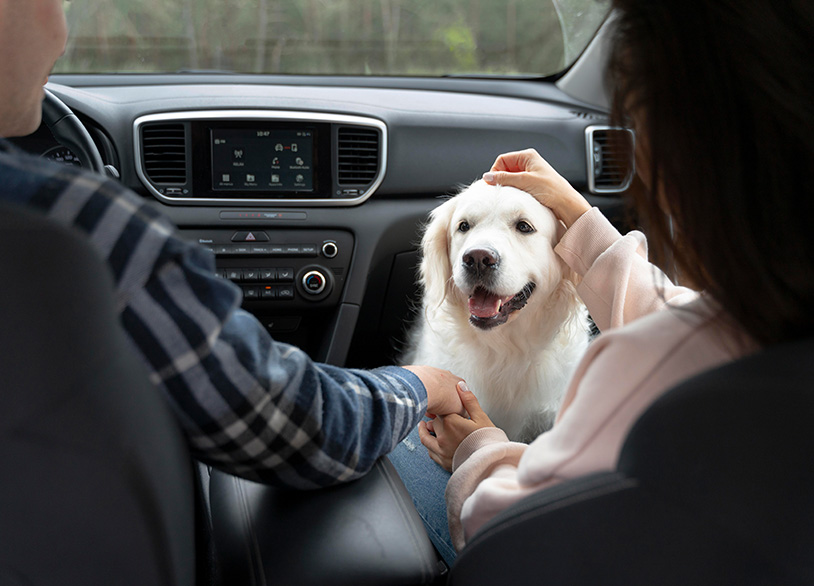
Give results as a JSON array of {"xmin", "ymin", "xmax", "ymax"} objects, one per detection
[{"xmin": 468, "ymin": 282, "xmax": 536, "ymax": 330}]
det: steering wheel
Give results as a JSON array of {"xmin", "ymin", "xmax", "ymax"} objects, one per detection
[{"xmin": 42, "ymin": 88, "xmax": 106, "ymax": 174}]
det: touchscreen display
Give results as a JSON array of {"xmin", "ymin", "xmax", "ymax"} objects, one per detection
[{"xmin": 211, "ymin": 128, "xmax": 314, "ymax": 192}]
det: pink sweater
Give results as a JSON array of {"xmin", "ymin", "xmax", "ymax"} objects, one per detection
[{"xmin": 445, "ymin": 207, "xmax": 754, "ymax": 550}]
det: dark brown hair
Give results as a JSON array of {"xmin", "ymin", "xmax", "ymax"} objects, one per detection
[{"xmin": 607, "ymin": 0, "xmax": 814, "ymax": 346}]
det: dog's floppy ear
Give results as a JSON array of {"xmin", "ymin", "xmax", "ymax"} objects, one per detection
[{"xmin": 419, "ymin": 197, "xmax": 459, "ymax": 308}]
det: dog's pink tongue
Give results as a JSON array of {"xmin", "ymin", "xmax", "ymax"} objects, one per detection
[{"xmin": 469, "ymin": 290, "xmax": 502, "ymax": 318}]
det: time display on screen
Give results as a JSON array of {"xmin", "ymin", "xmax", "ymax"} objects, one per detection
[{"xmin": 211, "ymin": 128, "xmax": 314, "ymax": 192}]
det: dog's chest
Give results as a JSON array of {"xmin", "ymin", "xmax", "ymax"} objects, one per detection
[{"xmin": 470, "ymin": 362, "xmax": 560, "ymax": 429}]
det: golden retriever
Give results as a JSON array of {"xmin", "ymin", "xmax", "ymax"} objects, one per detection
[{"xmin": 402, "ymin": 180, "xmax": 589, "ymax": 441}]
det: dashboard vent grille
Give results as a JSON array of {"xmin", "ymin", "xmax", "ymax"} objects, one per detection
[
  {"xmin": 337, "ymin": 127, "xmax": 380, "ymax": 185},
  {"xmin": 585, "ymin": 126, "xmax": 635, "ymax": 194},
  {"xmin": 142, "ymin": 123, "xmax": 188, "ymax": 184}
]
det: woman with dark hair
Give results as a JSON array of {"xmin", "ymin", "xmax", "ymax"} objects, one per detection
[{"xmin": 412, "ymin": 0, "xmax": 814, "ymax": 563}]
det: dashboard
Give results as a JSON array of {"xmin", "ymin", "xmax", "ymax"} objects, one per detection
[{"xmin": 13, "ymin": 75, "xmax": 631, "ymax": 368}]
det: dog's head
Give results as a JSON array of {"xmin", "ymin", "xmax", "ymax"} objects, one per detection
[{"xmin": 420, "ymin": 180, "xmax": 574, "ymax": 331}]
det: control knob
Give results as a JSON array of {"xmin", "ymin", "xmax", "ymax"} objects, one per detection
[
  {"xmin": 322, "ymin": 241, "xmax": 339, "ymax": 258},
  {"xmin": 302, "ymin": 270, "xmax": 327, "ymax": 295}
]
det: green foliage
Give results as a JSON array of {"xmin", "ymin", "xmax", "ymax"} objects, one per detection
[{"xmin": 437, "ymin": 22, "xmax": 477, "ymax": 71}]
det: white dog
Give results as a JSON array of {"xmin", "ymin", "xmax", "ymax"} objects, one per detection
[{"xmin": 402, "ymin": 180, "xmax": 590, "ymax": 442}]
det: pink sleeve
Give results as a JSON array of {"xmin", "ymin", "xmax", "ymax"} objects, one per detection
[
  {"xmin": 445, "ymin": 337, "xmax": 636, "ymax": 550},
  {"xmin": 446, "ymin": 308, "xmax": 732, "ymax": 550},
  {"xmin": 445, "ymin": 427, "xmax": 532, "ymax": 550},
  {"xmin": 554, "ymin": 207, "xmax": 697, "ymax": 331}
]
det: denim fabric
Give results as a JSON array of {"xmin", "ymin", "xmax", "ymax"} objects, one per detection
[{"xmin": 388, "ymin": 423, "xmax": 457, "ymax": 567}]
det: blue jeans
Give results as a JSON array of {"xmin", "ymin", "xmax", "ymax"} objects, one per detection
[{"xmin": 388, "ymin": 423, "xmax": 457, "ymax": 567}]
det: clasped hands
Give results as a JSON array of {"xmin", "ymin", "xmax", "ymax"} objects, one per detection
[{"xmin": 403, "ymin": 365, "xmax": 495, "ymax": 472}]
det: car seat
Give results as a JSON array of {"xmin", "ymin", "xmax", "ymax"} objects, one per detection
[
  {"xmin": 449, "ymin": 336, "xmax": 814, "ymax": 585},
  {"xmin": 0, "ymin": 202, "xmax": 197, "ymax": 586}
]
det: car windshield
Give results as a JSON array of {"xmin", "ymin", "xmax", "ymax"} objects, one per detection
[{"xmin": 55, "ymin": 0, "xmax": 610, "ymax": 77}]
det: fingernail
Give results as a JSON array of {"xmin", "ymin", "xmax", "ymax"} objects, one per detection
[
  {"xmin": 458, "ymin": 381, "xmax": 470, "ymax": 392},
  {"xmin": 482, "ymin": 172, "xmax": 495, "ymax": 183}
]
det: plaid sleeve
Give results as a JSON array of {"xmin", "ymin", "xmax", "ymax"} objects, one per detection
[{"xmin": 12, "ymin": 155, "xmax": 427, "ymax": 488}]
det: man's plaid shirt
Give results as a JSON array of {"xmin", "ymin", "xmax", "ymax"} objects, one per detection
[{"xmin": 1, "ymin": 141, "xmax": 426, "ymax": 488}]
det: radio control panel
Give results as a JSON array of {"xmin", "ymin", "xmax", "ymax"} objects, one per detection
[{"xmin": 183, "ymin": 228, "xmax": 353, "ymax": 309}]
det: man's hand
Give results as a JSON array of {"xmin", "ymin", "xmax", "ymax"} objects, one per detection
[
  {"xmin": 418, "ymin": 382, "xmax": 496, "ymax": 471},
  {"xmin": 402, "ymin": 364, "xmax": 465, "ymax": 416}
]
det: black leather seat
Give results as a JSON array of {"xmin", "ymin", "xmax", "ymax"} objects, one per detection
[
  {"xmin": 0, "ymin": 203, "xmax": 197, "ymax": 585},
  {"xmin": 449, "ymin": 337, "xmax": 814, "ymax": 585}
]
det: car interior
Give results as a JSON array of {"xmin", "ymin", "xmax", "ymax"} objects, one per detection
[{"xmin": 2, "ymin": 2, "xmax": 812, "ymax": 584}]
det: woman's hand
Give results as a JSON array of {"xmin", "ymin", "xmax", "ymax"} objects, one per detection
[
  {"xmin": 483, "ymin": 148, "xmax": 591, "ymax": 228},
  {"xmin": 402, "ymin": 365, "xmax": 465, "ymax": 416},
  {"xmin": 418, "ymin": 382, "xmax": 496, "ymax": 471}
]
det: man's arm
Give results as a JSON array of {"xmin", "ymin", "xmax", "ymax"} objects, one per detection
[{"xmin": 5, "ymin": 151, "xmax": 429, "ymax": 488}]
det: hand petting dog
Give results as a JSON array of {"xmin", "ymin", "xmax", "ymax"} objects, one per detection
[{"xmin": 484, "ymin": 148, "xmax": 591, "ymax": 229}]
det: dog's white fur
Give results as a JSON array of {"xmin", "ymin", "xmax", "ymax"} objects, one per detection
[{"xmin": 402, "ymin": 180, "xmax": 589, "ymax": 442}]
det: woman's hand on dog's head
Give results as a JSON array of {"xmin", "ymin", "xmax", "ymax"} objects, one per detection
[
  {"xmin": 419, "ymin": 382, "xmax": 497, "ymax": 471},
  {"xmin": 402, "ymin": 365, "xmax": 466, "ymax": 417},
  {"xmin": 483, "ymin": 148, "xmax": 591, "ymax": 229}
]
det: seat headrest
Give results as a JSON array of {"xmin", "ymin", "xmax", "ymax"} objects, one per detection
[{"xmin": 619, "ymin": 337, "xmax": 814, "ymax": 576}]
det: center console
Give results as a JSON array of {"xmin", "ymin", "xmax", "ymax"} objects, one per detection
[
  {"xmin": 181, "ymin": 226, "xmax": 355, "ymax": 359},
  {"xmin": 138, "ymin": 110, "xmax": 386, "ymax": 360}
]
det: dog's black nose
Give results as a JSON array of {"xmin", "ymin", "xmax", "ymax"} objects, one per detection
[{"xmin": 462, "ymin": 247, "xmax": 500, "ymax": 275}]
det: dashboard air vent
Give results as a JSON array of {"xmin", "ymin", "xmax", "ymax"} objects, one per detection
[
  {"xmin": 141, "ymin": 123, "xmax": 188, "ymax": 184},
  {"xmin": 585, "ymin": 126, "xmax": 635, "ymax": 194},
  {"xmin": 337, "ymin": 127, "xmax": 380, "ymax": 185}
]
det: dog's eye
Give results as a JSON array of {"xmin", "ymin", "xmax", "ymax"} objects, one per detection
[
  {"xmin": 458, "ymin": 220, "xmax": 470, "ymax": 233},
  {"xmin": 516, "ymin": 221, "xmax": 535, "ymax": 234}
]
